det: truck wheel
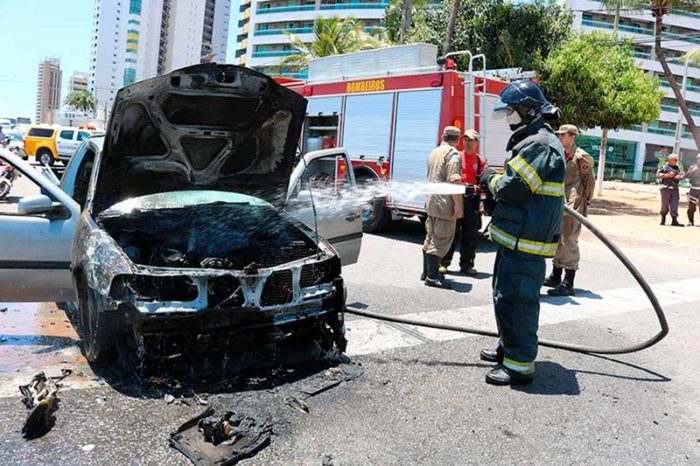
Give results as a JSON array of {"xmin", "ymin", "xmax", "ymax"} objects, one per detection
[
  {"xmin": 356, "ymin": 174, "xmax": 392, "ymax": 233},
  {"xmin": 77, "ymin": 279, "xmax": 117, "ymax": 363},
  {"xmin": 37, "ymin": 149, "xmax": 54, "ymax": 166}
]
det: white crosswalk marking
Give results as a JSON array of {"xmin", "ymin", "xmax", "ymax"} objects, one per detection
[{"xmin": 345, "ymin": 278, "xmax": 700, "ymax": 356}]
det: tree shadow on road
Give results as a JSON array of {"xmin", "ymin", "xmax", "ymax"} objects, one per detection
[{"xmin": 588, "ymin": 198, "xmax": 657, "ymax": 217}]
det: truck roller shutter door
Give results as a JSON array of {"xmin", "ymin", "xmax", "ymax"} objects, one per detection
[
  {"xmin": 342, "ymin": 93, "xmax": 393, "ymax": 159},
  {"xmin": 483, "ymin": 94, "xmax": 511, "ymax": 168}
]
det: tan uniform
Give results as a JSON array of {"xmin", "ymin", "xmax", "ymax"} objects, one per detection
[
  {"xmin": 423, "ymin": 142, "xmax": 463, "ymax": 257},
  {"xmin": 553, "ymin": 147, "xmax": 595, "ymax": 270}
]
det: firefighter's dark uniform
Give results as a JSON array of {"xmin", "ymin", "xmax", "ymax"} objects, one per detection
[
  {"xmin": 484, "ymin": 119, "xmax": 566, "ymax": 377},
  {"xmin": 686, "ymin": 162, "xmax": 700, "ymax": 226}
]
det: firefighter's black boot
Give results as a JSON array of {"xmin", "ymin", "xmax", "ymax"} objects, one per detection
[
  {"xmin": 660, "ymin": 215, "xmax": 666, "ymax": 225},
  {"xmin": 425, "ymin": 254, "xmax": 451, "ymax": 289},
  {"xmin": 485, "ymin": 365, "xmax": 534, "ymax": 385},
  {"xmin": 671, "ymin": 217, "xmax": 684, "ymax": 227},
  {"xmin": 688, "ymin": 211, "xmax": 695, "ymax": 226},
  {"xmin": 420, "ymin": 251, "xmax": 428, "ymax": 281},
  {"xmin": 542, "ymin": 266, "xmax": 562, "ymax": 288},
  {"xmin": 480, "ymin": 346, "xmax": 504, "ymax": 363},
  {"xmin": 548, "ymin": 269, "xmax": 576, "ymax": 296}
]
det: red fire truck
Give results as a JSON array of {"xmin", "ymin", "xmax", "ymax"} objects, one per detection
[{"xmin": 280, "ymin": 44, "xmax": 514, "ymax": 232}]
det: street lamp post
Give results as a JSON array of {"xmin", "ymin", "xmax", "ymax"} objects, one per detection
[{"xmin": 672, "ymin": 56, "xmax": 689, "ymax": 156}]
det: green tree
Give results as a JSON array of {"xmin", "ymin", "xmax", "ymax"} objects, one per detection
[
  {"xmin": 598, "ymin": 0, "xmax": 645, "ymax": 33},
  {"xmin": 648, "ymin": 0, "xmax": 700, "ymax": 151},
  {"xmin": 279, "ymin": 16, "xmax": 388, "ymax": 71},
  {"xmin": 537, "ymin": 32, "xmax": 663, "ymax": 195},
  {"xmin": 386, "ymin": 0, "xmax": 572, "ymax": 70},
  {"xmin": 385, "ymin": 0, "xmax": 429, "ymax": 44},
  {"xmin": 684, "ymin": 47, "xmax": 700, "ymax": 66},
  {"xmin": 64, "ymin": 90, "xmax": 96, "ymax": 115}
]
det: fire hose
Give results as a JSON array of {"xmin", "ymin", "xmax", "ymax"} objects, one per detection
[{"xmin": 345, "ymin": 205, "xmax": 669, "ymax": 355}]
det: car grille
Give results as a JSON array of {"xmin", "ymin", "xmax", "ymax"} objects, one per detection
[
  {"xmin": 260, "ymin": 270, "xmax": 294, "ymax": 306},
  {"xmin": 300, "ymin": 261, "xmax": 337, "ymax": 287},
  {"xmin": 207, "ymin": 276, "xmax": 245, "ymax": 308}
]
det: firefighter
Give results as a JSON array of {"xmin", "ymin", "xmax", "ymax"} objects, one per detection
[
  {"xmin": 656, "ymin": 153, "xmax": 684, "ymax": 226},
  {"xmin": 421, "ymin": 126, "xmax": 463, "ymax": 289},
  {"xmin": 544, "ymin": 124, "xmax": 595, "ymax": 297},
  {"xmin": 478, "ymin": 79, "xmax": 566, "ymax": 385},
  {"xmin": 685, "ymin": 154, "xmax": 700, "ymax": 226},
  {"xmin": 440, "ymin": 129, "xmax": 487, "ymax": 276}
]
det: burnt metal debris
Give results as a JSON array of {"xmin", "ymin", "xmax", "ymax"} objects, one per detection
[
  {"xmin": 170, "ymin": 406, "xmax": 273, "ymax": 466},
  {"xmin": 19, "ymin": 369, "xmax": 72, "ymax": 439}
]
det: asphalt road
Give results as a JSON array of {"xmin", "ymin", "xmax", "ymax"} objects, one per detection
[{"xmin": 1, "ymin": 213, "xmax": 699, "ymax": 465}]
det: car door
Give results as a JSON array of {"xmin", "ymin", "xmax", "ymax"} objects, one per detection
[
  {"xmin": 286, "ymin": 149, "xmax": 362, "ymax": 266},
  {"xmin": 0, "ymin": 150, "xmax": 81, "ymax": 302},
  {"xmin": 56, "ymin": 129, "xmax": 75, "ymax": 157}
]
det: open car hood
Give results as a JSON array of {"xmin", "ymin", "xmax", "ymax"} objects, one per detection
[{"xmin": 90, "ymin": 64, "xmax": 307, "ymax": 214}]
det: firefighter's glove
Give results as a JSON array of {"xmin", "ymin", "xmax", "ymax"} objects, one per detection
[{"xmin": 479, "ymin": 167, "xmax": 498, "ymax": 191}]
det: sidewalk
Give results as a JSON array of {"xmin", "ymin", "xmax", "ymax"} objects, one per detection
[{"xmin": 583, "ymin": 185, "xmax": 699, "ymax": 259}]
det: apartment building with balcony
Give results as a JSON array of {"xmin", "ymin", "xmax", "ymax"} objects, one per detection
[
  {"xmin": 235, "ymin": 0, "xmax": 387, "ymax": 78},
  {"xmin": 89, "ymin": 0, "xmax": 231, "ymax": 123},
  {"xmin": 567, "ymin": 0, "xmax": 700, "ymax": 181}
]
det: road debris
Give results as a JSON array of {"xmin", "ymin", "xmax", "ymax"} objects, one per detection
[
  {"xmin": 284, "ymin": 395, "xmax": 310, "ymax": 414},
  {"xmin": 164, "ymin": 394, "xmax": 176, "ymax": 404},
  {"xmin": 18, "ymin": 369, "xmax": 72, "ymax": 439},
  {"xmin": 81, "ymin": 444, "xmax": 95, "ymax": 452},
  {"xmin": 322, "ymin": 454, "xmax": 334, "ymax": 466},
  {"xmin": 170, "ymin": 406, "xmax": 272, "ymax": 466}
]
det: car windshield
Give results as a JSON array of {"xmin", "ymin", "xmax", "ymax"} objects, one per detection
[
  {"xmin": 7, "ymin": 133, "xmax": 23, "ymax": 142},
  {"xmin": 100, "ymin": 190, "xmax": 272, "ymax": 216}
]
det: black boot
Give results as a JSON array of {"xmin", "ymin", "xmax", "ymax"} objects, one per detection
[
  {"xmin": 480, "ymin": 346, "xmax": 504, "ymax": 363},
  {"xmin": 548, "ymin": 269, "xmax": 575, "ymax": 296},
  {"xmin": 543, "ymin": 266, "xmax": 562, "ymax": 288},
  {"xmin": 420, "ymin": 251, "xmax": 428, "ymax": 281},
  {"xmin": 425, "ymin": 254, "xmax": 452, "ymax": 289},
  {"xmin": 671, "ymin": 217, "xmax": 685, "ymax": 227},
  {"xmin": 688, "ymin": 211, "xmax": 695, "ymax": 226},
  {"xmin": 485, "ymin": 365, "xmax": 534, "ymax": 385},
  {"xmin": 660, "ymin": 215, "xmax": 666, "ymax": 225}
]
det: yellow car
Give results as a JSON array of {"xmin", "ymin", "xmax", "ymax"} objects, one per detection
[{"xmin": 23, "ymin": 126, "xmax": 59, "ymax": 165}]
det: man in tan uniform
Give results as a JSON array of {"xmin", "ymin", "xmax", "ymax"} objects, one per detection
[
  {"xmin": 422, "ymin": 126, "xmax": 463, "ymax": 289},
  {"xmin": 544, "ymin": 124, "xmax": 595, "ymax": 296}
]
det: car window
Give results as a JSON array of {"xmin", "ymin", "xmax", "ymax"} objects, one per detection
[
  {"xmin": 289, "ymin": 154, "xmax": 352, "ymax": 201},
  {"xmin": 77, "ymin": 131, "xmax": 91, "ymax": 141},
  {"xmin": 73, "ymin": 149, "xmax": 96, "ymax": 208},
  {"xmin": 0, "ymin": 159, "xmax": 52, "ymax": 217},
  {"xmin": 28, "ymin": 128, "xmax": 54, "ymax": 138},
  {"xmin": 59, "ymin": 130, "xmax": 75, "ymax": 140}
]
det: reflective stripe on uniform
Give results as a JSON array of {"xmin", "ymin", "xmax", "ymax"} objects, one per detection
[
  {"xmin": 508, "ymin": 155, "xmax": 543, "ymax": 193},
  {"xmin": 489, "ymin": 224, "xmax": 558, "ymax": 257},
  {"xmin": 536, "ymin": 181, "xmax": 565, "ymax": 197},
  {"xmin": 503, "ymin": 357, "xmax": 535, "ymax": 375}
]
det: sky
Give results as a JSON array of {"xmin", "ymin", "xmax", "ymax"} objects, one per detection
[{"xmin": 0, "ymin": 0, "xmax": 240, "ymax": 121}]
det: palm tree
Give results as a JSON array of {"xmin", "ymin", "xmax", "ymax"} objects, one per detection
[
  {"xmin": 599, "ymin": 0, "xmax": 645, "ymax": 33},
  {"xmin": 649, "ymin": 1, "xmax": 700, "ymax": 151},
  {"xmin": 400, "ymin": 0, "xmax": 413, "ymax": 44},
  {"xmin": 683, "ymin": 47, "xmax": 700, "ymax": 66},
  {"xmin": 443, "ymin": 0, "xmax": 460, "ymax": 54},
  {"xmin": 279, "ymin": 16, "xmax": 388, "ymax": 72},
  {"xmin": 64, "ymin": 91, "xmax": 96, "ymax": 116}
]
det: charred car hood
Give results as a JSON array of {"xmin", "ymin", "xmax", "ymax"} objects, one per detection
[{"xmin": 91, "ymin": 64, "xmax": 307, "ymax": 214}]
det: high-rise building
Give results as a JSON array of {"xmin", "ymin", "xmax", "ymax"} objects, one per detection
[
  {"xmin": 69, "ymin": 72, "xmax": 90, "ymax": 93},
  {"xmin": 566, "ymin": 0, "xmax": 700, "ymax": 182},
  {"xmin": 36, "ymin": 58, "xmax": 62, "ymax": 125},
  {"xmin": 89, "ymin": 0, "xmax": 231, "ymax": 122},
  {"xmin": 235, "ymin": 0, "xmax": 387, "ymax": 78}
]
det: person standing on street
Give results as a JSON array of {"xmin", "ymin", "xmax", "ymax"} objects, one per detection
[
  {"xmin": 656, "ymin": 153, "xmax": 684, "ymax": 227},
  {"xmin": 544, "ymin": 124, "xmax": 595, "ymax": 297},
  {"xmin": 422, "ymin": 126, "xmax": 463, "ymax": 289},
  {"xmin": 478, "ymin": 79, "xmax": 565, "ymax": 385},
  {"xmin": 685, "ymin": 154, "xmax": 700, "ymax": 226},
  {"xmin": 440, "ymin": 129, "xmax": 487, "ymax": 276}
]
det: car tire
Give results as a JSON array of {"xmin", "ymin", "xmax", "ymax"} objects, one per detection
[
  {"xmin": 356, "ymin": 174, "xmax": 392, "ymax": 233},
  {"xmin": 0, "ymin": 183, "xmax": 10, "ymax": 200},
  {"xmin": 37, "ymin": 149, "xmax": 54, "ymax": 166},
  {"xmin": 77, "ymin": 278, "xmax": 117, "ymax": 363}
]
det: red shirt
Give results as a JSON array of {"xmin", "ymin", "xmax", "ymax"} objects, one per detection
[{"xmin": 461, "ymin": 151, "xmax": 486, "ymax": 185}]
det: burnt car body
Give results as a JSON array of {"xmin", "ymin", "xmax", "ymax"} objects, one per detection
[{"xmin": 68, "ymin": 64, "xmax": 362, "ymax": 363}]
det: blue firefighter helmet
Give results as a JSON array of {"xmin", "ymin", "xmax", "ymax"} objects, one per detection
[{"xmin": 493, "ymin": 79, "xmax": 558, "ymax": 122}]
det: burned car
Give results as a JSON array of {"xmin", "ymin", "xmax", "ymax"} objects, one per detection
[{"xmin": 0, "ymin": 65, "xmax": 362, "ymax": 367}]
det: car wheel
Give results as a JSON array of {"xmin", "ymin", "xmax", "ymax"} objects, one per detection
[
  {"xmin": 0, "ymin": 183, "xmax": 10, "ymax": 200},
  {"xmin": 356, "ymin": 174, "xmax": 392, "ymax": 233},
  {"xmin": 37, "ymin": 149, "xmax": 54, "ymax": 166},
  {"xmin": 78, "ymin": 279, "xmax": 117, "ymax": 363}
]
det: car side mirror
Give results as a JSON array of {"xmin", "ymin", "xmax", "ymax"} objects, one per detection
[{"xmin": 18, "ymin": 195, "xmax": 69, "ymax": 219}]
